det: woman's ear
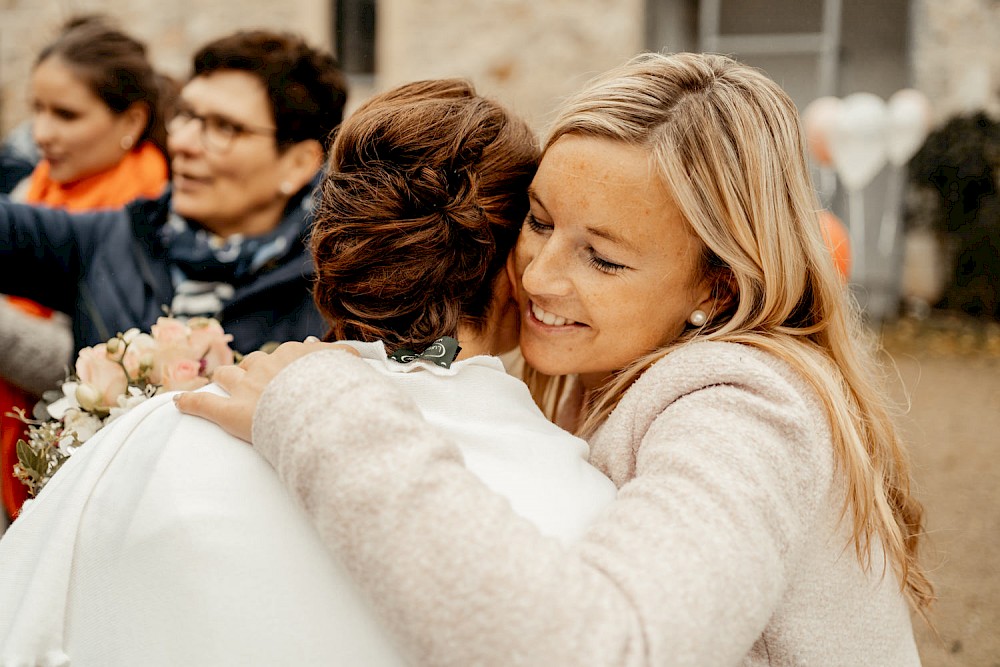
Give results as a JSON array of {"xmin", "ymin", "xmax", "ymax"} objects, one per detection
[
  {"xmin": 494, "ymin": 262, "xmax": 515, "ymax": 306},
  {"xmin": 121, "ymin": 102, "xmax": 150, "ymax": 144},
  {"xmin": 505, "ymin": 248, "xmax": 519, "ymax": 297},
  {"xmin": 278, "ymin": 139, "xmax": 324, "ymax": 194},
  {"xmin": 696, "ymin": 266, "xmax": 737, "ymax": 321},
  {"xmin": 485, "ymin": 267, "xmax": 520, "ymax": 356}
]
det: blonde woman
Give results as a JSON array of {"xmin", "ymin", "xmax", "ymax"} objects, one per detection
[{"xmin": 180, "ymin": 52, "xmax": 931, "ymax": 665}]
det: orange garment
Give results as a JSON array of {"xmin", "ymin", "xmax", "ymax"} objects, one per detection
[
  {"xmin": 25, "ymin": 140, "xmax": 168, "ymax": 211},
  {"xmin": 2, "ymin": 142, "xmax": 168, "ymax": 519}
]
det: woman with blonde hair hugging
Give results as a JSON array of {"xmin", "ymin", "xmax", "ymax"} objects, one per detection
[{"xmin": 181, "ymin": 52, "xmax": 932, "ymax": 665}]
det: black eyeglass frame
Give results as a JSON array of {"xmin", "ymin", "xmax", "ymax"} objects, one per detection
[{"xmin": 168, "ymin": 107, "xmax": 277, "ymax": 153}]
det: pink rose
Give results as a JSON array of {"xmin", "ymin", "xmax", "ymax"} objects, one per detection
[
  {"xmin": 151, "ymin": 317, "xmax": 191, "ymax": 348},
  {"xmin": 75, "ymin": 344, "xmax": 129, "ymax": 410},
  {"xmin": 187, "ymin": 318, "xmax": 235, "ymax": 374},
  {"xmin": 121, "ymin": 333, "xmax": 157, "ymax": 379},
  {"xmin": 158, "ymin": 354, "xmax": 209, "ymax": 392}
]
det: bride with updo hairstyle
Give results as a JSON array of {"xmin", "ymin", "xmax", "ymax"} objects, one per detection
[
  {"xmin": 312, "ymin": 79, "xmax": 536, "ymax": 353},
  {"xmin": 302, "ymin": 77, "xmax": 615, "ymax": 543},
  {"xmin": 0, "ymin": 79, "xmax": 614, "ymax": 666}
]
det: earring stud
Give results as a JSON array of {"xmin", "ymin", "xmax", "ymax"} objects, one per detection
[
  {"xmin": 689, "ymin": 309, "xmax": 707, "ymax": 327},
  {"xmin": 120, "ymin": 135, "xmax": 135, "ymax": 151}
]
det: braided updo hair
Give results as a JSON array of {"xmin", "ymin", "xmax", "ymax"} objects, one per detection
[{"xmin": 311, "ymin": 79, "xmax": 539, "ymax": 351}]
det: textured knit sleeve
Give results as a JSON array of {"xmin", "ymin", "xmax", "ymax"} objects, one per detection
[
  {"xmin": 0, "ymin": 300, "xmax": 72, "ymax": 395},
  {"xmin": 253, "ymin": 344, "xmax": 833, "ymax": 666}
]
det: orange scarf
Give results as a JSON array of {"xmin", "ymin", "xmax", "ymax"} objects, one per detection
[
  {"xmin": 25, "ymin": 140, "xmax": 168, "ymax": 211},
  {"xmin": 2, "ymin": 141, "xmax": 168, "ymax": 519}
]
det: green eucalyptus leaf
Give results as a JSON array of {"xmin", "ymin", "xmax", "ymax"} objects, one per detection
[{"xmin": 16, "ymin": 438, "xmax": 36, "ymax": 469}]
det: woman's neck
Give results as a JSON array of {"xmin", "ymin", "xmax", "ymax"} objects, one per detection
[{"xmin": 454, "ymin": 323, "xmax": 492, "ymax": 360}]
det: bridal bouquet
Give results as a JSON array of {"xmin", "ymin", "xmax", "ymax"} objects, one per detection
[{"xmin": 11, "ymin": 316, "xmax": 235, "ymax": 497}]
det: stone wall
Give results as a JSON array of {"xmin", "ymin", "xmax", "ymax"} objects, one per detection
[
  {"xmin": 0, "ymin": 0, "xmax": 330, "ymax": 134},
  {"xmin": 0, "ymin": 0, "xmax": 644, "ymax": 136},
  {"xmin": 913, "ymin": 0, "xmax": 1000, "ymax": 122},
  {"xmin": 377, "ymin": 0, "xmax": 645, "ymax": 132},
  {"xmin": 6, "ymin": 2, "xmax": 997, "ymax": 136}
]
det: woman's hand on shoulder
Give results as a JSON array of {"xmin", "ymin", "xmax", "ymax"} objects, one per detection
[{"xmin": 174, "ymin": 338, "xmax": 358, "ymax": 442}]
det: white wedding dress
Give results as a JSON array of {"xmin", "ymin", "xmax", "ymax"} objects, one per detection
[
  {"xmin": 0, "ymin": 344, "xmax": 616, "ymax": 666},
  {"xmin": 0, "ymin": 388, "xmax": 404, "ymax": 667}
]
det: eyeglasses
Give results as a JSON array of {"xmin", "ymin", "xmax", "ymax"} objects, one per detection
[{"xmin": 168, "ymin": 107, "xmax": 277, "ymax": 153}]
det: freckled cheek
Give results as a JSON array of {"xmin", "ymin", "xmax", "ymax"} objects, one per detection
[{"xmin": 510, "ymin": 241, "xmax": 534, "ymax": 293}]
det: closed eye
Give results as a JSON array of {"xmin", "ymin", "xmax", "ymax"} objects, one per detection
[
  {"xmin": 588, "ymin": 252, "xmax": 628, "ymax": 275},
  {"xmin": 524, "ymin": 211, "xmax": 553, "ymax": 234}
]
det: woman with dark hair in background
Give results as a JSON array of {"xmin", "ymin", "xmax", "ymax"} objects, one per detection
[
  {"xmin": 0, "ymin": 29, "xmax": 348, "ymax": 522},
  {"xmin": 0, "ymin": 15, "xmax": 173, "ymax": 521},
  {"xmin": 19, "ymin": 14, "xmax": 171, "ymax": 208}
]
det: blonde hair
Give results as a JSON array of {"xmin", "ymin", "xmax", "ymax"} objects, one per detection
[{"xmin": 526, "ymin": 52, "xmax": 932, "ymax": 612}]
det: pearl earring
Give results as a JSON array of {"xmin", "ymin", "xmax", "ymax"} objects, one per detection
[
  {"xmin": 120, "ymin": 135, "xmax": 135, "ymax": 151},
  {"xmin": 688, "ymin": 309, "xmax": 707, "ymax": 327},
  {"xmin": 279, "ymin": 181, "xmax": 294, "ymax": 196}
]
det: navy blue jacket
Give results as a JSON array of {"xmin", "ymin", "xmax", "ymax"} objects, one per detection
[{"xmin": 0, "ymin": 190, "xmax": 326, "ymax": 355}]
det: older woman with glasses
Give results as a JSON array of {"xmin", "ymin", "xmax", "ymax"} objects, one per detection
[{"xmin": 0, "ymin": 29, "xmax": 347, "ymax": 359}]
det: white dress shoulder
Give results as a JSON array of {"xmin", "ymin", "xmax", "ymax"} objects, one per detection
[{"xmin": 339, "ymin": 341, "xmax": 617, "ymax": 543}]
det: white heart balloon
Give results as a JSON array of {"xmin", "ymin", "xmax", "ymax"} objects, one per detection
[
  {"xmin": 827, "ymin": 92, "xmax": 888, "ymax": 192},
  {"xmin": 802, "ymin": 96, "xmax": 842, "ymax": 167},
  {"xmin": 886, "ymin": 89, "xmax": 932, "ymax": 166}
]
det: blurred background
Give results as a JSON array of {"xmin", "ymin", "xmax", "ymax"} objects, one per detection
[{"xmin": 1, "ymin": 1, "xmax": 997, "ymax": 664}]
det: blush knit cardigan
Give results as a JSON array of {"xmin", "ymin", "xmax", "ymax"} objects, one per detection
[{"xmin": 252, "ymin": 341, "xmax": 921, "ymax": 666}]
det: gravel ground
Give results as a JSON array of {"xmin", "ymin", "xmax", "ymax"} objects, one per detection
[{"xmin": 882, "ymin": 315, "xmax": 1000, "ymax": 667}]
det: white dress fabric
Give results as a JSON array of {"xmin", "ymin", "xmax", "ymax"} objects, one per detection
[
  {"xmin": 0, "ymin": 343, "xmax": 615, "ymax": 666},
  {"xmin": 0, "ymin": 388, "xmax": 405, "ymax": 667},
  {"xmin": 338, "ymin": 341, "xmax": 617, "ymax": 543}
]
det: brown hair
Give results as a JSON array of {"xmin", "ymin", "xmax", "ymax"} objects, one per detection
[
  {"xmin": 36, "ymin": 14, "xmax": 172, "ymax": 156},
  {"xmin": 311, "ymin": 79, "xmax": 538, "ymax": 351},
  {"xmin": 192, "ymin": 30, "xmax": 347, "ymax": 153}
]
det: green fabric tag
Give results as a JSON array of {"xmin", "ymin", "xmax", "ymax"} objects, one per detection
[{"xmin": 388, "ymin": 336, "xmax": 462, "ymax": 369}]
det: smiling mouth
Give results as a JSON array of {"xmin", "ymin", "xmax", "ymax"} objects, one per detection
[
  {"xmin": 173, "ymin": 173, "xmax": 211, "ymax": 187},
  {"xmin": 530, "ymin": 301, "xmax": 580, "ymax": 327}
]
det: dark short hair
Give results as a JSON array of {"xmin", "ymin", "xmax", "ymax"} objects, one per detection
[
  {"xmin": 192, "ymin": 30, "xmax": 348, "ymax": 152},
  {"xmin": 36, "ymin": 15, "xmax": 171, "ymax": 155},
  {"xmin": 312, "ymin": 79, "xmax": 539, "ymax": 351}
]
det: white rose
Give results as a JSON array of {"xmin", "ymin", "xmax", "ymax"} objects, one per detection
[
  {"xmin": 63, "ymin": 409, "xmax": 104, "ymax": 443},
  {"xmin": 46, "ymin": 381, "xmax": 81, "ymax": 421}
]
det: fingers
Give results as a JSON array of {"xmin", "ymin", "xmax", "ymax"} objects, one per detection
[
  {"xmin": 173, "ymin": 389, "xmax": 225, "ymax": 420},
  {"xmin": 174, "ymin": 336, "xmax": 337, "ymax": 445},
  {"xmin": 211, "ymin": 364, "xmax": 245, "ymax": 392},
  {"xmin": 239, "ymin": 349, "xmax": 271, "ymax": 370},
  {"xmin": 174, "ymin": 389, "xmax": 254, "ymax": 443}
]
